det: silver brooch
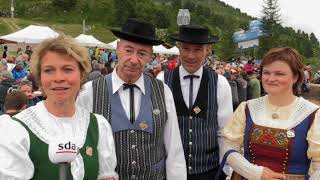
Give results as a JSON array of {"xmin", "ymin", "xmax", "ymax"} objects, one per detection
[
  {"xmin": 286, "ymin": 130, "xmax": 295, "ymax": 138},
  {"xmin": 153, "ymin": 109, "xmax": 161, "ymax": 115}
]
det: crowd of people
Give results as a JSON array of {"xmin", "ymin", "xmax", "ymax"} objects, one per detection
[{"xmin": 0, "ymin": 18, "xmax": 319, "ymax": 180}]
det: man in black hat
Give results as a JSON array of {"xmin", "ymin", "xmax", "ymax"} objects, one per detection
[
  {"xmin": 158, "ymin": 25, "xmax": 233, "ymax": 180},
  {"xmin": 77, "ymin": 19, "xmax": 187, "ymax": 180}
]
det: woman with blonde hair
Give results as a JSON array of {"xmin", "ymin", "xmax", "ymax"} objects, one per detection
[{"xmin": 0, "ymin": 35, "xmax": 117, "ymax": 180}]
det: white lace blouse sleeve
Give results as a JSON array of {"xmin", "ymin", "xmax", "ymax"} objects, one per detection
[
  {"xmin": 307, "ymin": 109, "xmax": 320, "ymax": 179},
  {"xmin": 0, "ymin": 116, "xmax": 34, "ymax": 180},
  {"xmin": 94, "ymin": 114, "xmax": 118, "ymax": 180}
]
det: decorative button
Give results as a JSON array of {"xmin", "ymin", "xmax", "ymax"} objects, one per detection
[
  {"xmin": 189, "ymin": 129, "xmax": 192, "ymax": 133},
  {"xmin": 132, "ymin": 161, "xmax": 137, "ymax": 165},
  {"xmin": 189, "ymin": 154, "xmax": 192, "ymax": 158},
  {"xmin": 189, "ymin": 142, "xmax": 192, "ymax": 146},
  {"xmin": 131, "ymin": 145, "xmax": 137, "ymax": 149},
  {"xmin": 188, "ymin": 166, "xmax": 192, "ymax": 170},
  {"xmin": 189, "ymin": 116, "xmax": 192, "ymax": 120}
]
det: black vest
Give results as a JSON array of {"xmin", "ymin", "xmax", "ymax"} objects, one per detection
[
  {"xmin": 92, "ymin": 74, "xmax": 168, "ymax": 179},
  {"xmin": 164, "ymin": 67, "xmax": 219, "ymax": 174}
]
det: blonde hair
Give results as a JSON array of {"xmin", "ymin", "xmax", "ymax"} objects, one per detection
[{"xmin": 30, "ymin": 34, "xmax": 91, "ymax": 87}]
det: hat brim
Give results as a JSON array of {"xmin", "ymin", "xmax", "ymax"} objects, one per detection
[
  {"xmin": 111, "ymin": 29, "xmax": 163, "ymax": 45},
  {"xmin": 169, "ymin": 34, "xmax": 219, "ymax": 44}
]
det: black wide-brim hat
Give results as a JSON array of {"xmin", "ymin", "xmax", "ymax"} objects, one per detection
[
  {"xmin": 111, "ymin": 19, "xmax": 164, "ymax": 45},
  {"xmin": 169, "ymin": 25, "xmax": 219, "ymax": 44}
]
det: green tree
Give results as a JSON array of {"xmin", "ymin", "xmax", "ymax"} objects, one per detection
[
  {"xmin": 258, "ymin": 0, "xmax": 281, "ymax": 56},
  {"xmin": 52, "ymin": 0, "xmax": 77, "ymax": 11},
  {"xmin": 113, "ymin": 0, "xmax": 136, "ymax": 26}
]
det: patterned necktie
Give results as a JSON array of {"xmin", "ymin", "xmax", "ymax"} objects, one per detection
[{"xmin": 183, "ymin": 75, "xmax": 200, "ymax": 110}]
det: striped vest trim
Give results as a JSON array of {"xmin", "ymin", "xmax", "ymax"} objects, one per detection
[
  {"xmin": 92, "ymin": 74, "xmax": 168, "ymax": 179},
  {"xmin": 164, "ymin": 67, "xmax": 219, "ymax": 174}
]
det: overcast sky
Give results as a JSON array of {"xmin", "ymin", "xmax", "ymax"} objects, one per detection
[{"xmin": 220, "ymin": 0, "xmax": 320, "ymax": 40}]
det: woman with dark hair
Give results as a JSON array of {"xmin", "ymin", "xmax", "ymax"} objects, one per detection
[{"xmin": 222, "ymin": 47, "xmax": 320, "ymax": 179}]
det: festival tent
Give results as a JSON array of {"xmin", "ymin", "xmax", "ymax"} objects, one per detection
[
  {"xmin": 75, "ymin": 34, "xmax": 114, "ymax": 49},
  {"xmin": 105, "ymin": 39, "xmax": 119, "ymax": 50},
  {"xmin": 104, "ymin": 39, "xmax": 180, "ymax": 55},
  {"xmin": 153, "ymin": 45, "xmax": 180, "ymax": 55},
  {"xmin": 0, "ymin": 25, "xmax": 59, "ymax": 44},
  {"xmin": 168, "ymin": 46, "xmax": 180, "ymax": 55}
]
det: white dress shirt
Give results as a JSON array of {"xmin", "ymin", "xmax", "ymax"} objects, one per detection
[
  {"xmin": 157, "ymin": 66, "xmax": 234, "ymax": 174},
  {"xmin": 76, "ymin": 69, "xmax": 187, "ymax": 180},
  {"xmin": 0, "ymin": 102, "xmax": 118, "ymax": 180}
]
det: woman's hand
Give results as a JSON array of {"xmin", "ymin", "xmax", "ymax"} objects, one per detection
[{"xmin": 261, "ymin": 167, "xmax": 286, "ymax": 180}]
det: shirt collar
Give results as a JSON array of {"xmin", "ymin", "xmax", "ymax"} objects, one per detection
[
  {"xmin": 179, "ymin": 65, "xmax": 203, "ymax": 79},
  {"xmin": 112, "ymin": 67, "xmax": 146, "ymax": 95}
]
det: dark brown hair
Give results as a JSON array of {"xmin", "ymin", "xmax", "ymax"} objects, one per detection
[
  {"xmin": 4, "ymin": 91, "xmax": 28, "ymax": 111},
  {"xmin": 259, "ymin": 47, "xmax": 305, "ymax": 95}
]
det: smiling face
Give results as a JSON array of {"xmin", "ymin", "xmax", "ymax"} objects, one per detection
[
  {"xmin": 178, "ymin": 42, "xmax": 210, "ymax": 74},
  {"xmin": 116, "ymin": 39, "xmax": 153, "ymax": 84},
  {"xmin": 261, "ymin": 60, "xmax": 298, "ymax": 96},
  {"xmin": 40, "ymin": 51, "xmax": 82, "ymax": 104}
]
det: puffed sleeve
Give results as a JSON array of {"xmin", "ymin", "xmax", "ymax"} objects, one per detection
[
  {"xmin": 222, "ymin": 102, "xmax": 264, "ymax": 179},
  {"xmin": 0, "ymin": 116, "xmax": 34, "ymax": 179},
  {"xmin": 223, "ymin": 102, "xmax": 247, "ymax": 144},
  {"xmin": 94, "ymin": 114, "xmax": 118, "ymax": 180},
  {"xmin": 307, "ymin": 109, "xmax": 320, "ymax": 179}
]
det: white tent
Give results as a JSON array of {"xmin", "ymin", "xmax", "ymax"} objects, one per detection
[
  {"xmin": 105, "ymin": 39, "xmax": 119, "ymax": 50},
  {"xmin": 153, "ymin": 45, "xmax": 180, "ymax": 55},
  {"xmin": 104, "ymin": 39, "xmax": 180, "ymax": 55},
  {"xmin": 168, "ymin": 46, "xmax": 180, "ymax": 55},
  {"xmin": 75, "ymin": 34, "xmax": 113, "ymax": 49},
  {"xmin": 0, "ymin": 25, "xmax": 59, "ymax": 44}
]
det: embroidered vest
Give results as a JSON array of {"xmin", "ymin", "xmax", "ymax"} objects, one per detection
[
  {"xmin": 164, "ymin": 67, "xmax": 219, "ymax": 174},
  {"xmin": 12, "ymin": 113, "xmax": 99, "ymax": 180},
  {"xmin": 242, "ymin": 105, "xmax": 317, "ymax": 179},
  {"xmin": 92, "ymin": 74, "xmax": 168, "ymax": 179}
]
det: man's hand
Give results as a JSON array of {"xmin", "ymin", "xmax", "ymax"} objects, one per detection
[{"xmin": 261, "ymin": 167, "xmax": 286, "ymax": 180}]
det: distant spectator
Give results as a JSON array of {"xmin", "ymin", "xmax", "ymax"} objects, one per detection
[
  {"xmin": 0, "ymin": 59, "xmax": 8, "ymax": 72},
  {"xmin": 3, "ymin": 91, "xmax": 28, "ymax": 116},
  {"xmin": 235, "ymin": 71, "xmax": 248, "ymax": 104},
  {"xmin": 314, "ymin": 70, "xmax": 320, "ymax": 84},
  {"xmin": 26, "ymin": 72, "xmax": 39, "ymax": 91},
  {"xmin": 88, "ymin": 62, "xmax": 102, "ymax": 81},
  {"xmin": 17, "ymin": 47, "xmax": 23, "ymax": 56},
  {"xmin": 225, "ymin": 71, "xmax": 239, "ymax": 110},
  {"xmin": 2, "ymin": 45, "xmax": 8, "ymax": 59},
  {"xmin": 247, "ymin": 70, "xmax": 261, "ymax": 100},
  {"xmin": 18, "ymin": 80, "xmax": 40, "ymax": 107},
  {"xmin": 24, "ymin": 45, "xmax": 33, "ymax": 60},
  {"xmin": 167, "ymin": 59, "xmax": 177, "ymax": 71},
  {"xmin": 0, "ymin": 70, "xmax": 16, "ymax": 113},
  {"xmin": 11, "ymin": 59, "xmax": 28, "ymax": 81},
  {"xmin": 243, "ymin": 60, "xmax": 254, "ymax": 73}
]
